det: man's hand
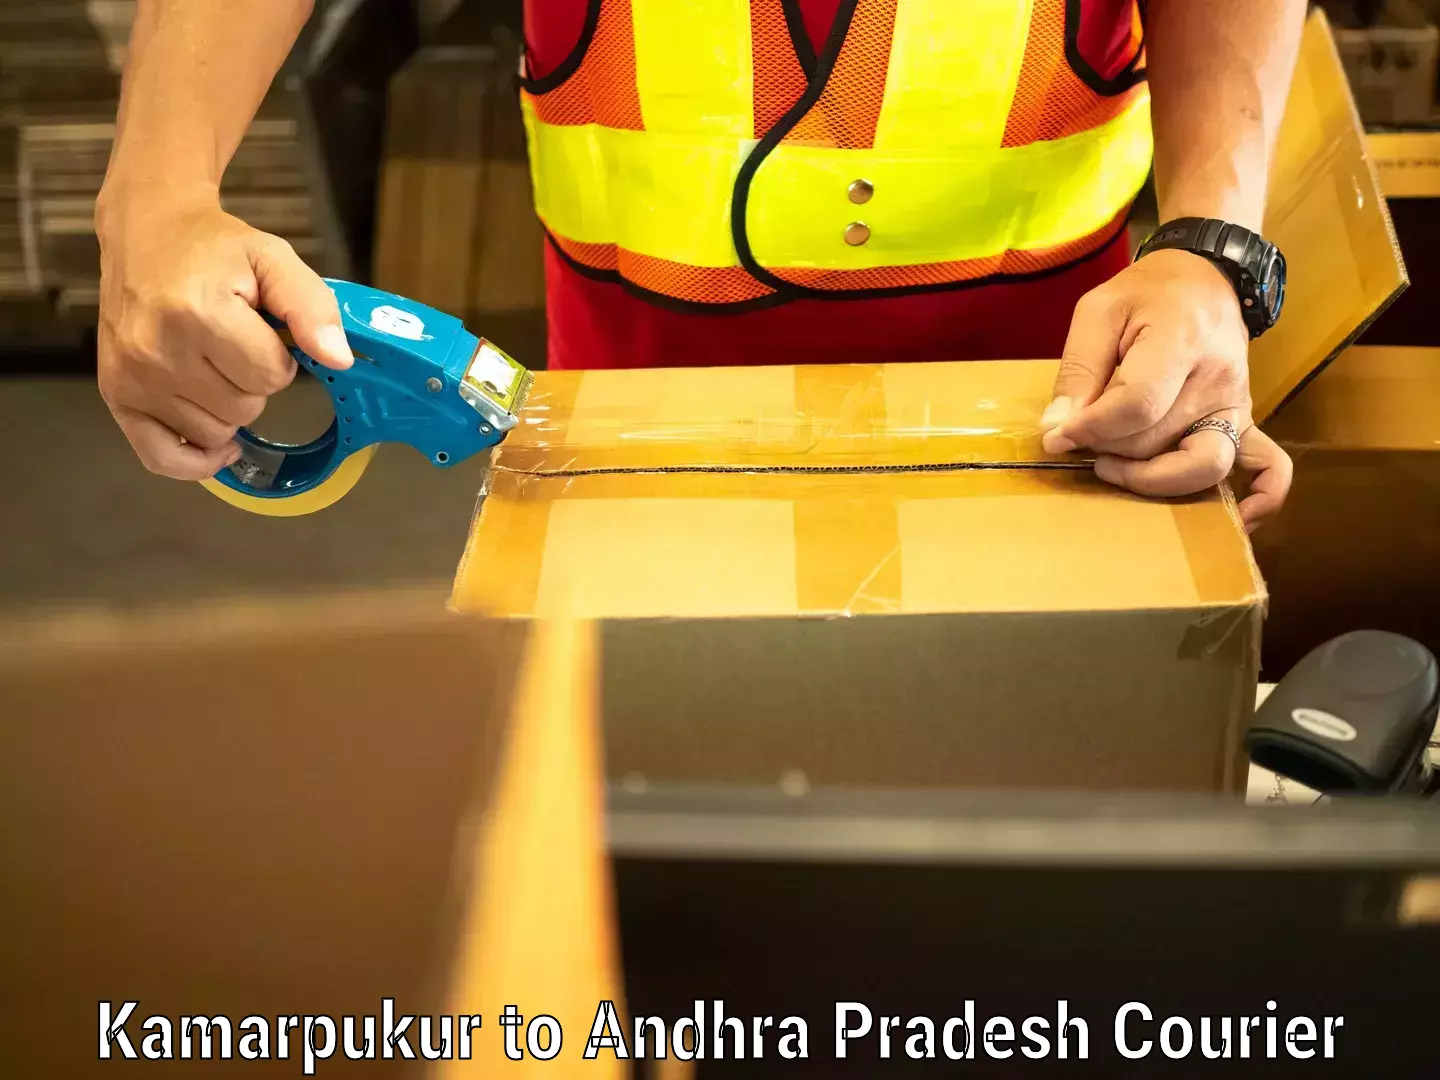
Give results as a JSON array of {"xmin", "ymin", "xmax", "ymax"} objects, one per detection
[
  {"xmin": 1038, "ymin": 248, "xmax": 1292, "ymax": 532},
  {"xmin": 95, "ymin": 187, "xmax": 353, "ymax": 481}
]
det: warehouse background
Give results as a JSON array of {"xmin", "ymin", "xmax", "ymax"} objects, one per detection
[{"xmin": 0, "ymin": 0, "xmax": 1436, "ymax": 671}]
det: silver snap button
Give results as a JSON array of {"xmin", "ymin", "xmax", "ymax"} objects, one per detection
[
  {"xmin": 848, "ymin": 178, "xmax": 873, "ymax": 204},
  {"xmin": 844, "ymin": 221, "xmax": 871, "ymax": 246}
]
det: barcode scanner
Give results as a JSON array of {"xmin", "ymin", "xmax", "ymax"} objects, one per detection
[{"xmin": 1246, "ymin": 631, "xmax": 1440, "ymax": 797}]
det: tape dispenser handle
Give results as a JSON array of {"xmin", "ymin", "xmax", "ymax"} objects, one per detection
[{"xmin": 209, "ymin": 308, "xmax": 363, "ymax": 501}]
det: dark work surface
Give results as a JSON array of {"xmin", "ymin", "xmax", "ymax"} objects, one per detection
[{"xmin": 616, "ymin": 854, "xmax": 1438, "ymax": 1077}]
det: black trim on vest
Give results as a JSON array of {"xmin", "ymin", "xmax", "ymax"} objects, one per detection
[
  {"xmin": 780, "ymin": 0, "xmax": 819, "ymax": 75},
  {"xmin": 520, "ymin": 0, "xmax": 603, "ymax": 94},
  {"xmin": 731, "ymin": 0, "xmax": 861, "ymax": 299},
  {"xmin": 1065, "ymin": 0, "xmax": 1147, "ymax": 96}
]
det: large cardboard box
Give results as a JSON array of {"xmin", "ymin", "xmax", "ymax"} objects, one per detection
[
  {"xmin": 451, "ymin": 10, "xmax": 1406, "ymax": 795},
  {"xmin": 0, "ymin": 594, "xmax": 623, "ymax": 1078},
  {"xmin": 1256, "ymin": 129, "xmax": 1440, "ymax": 674},
  {"xmin": 1254, "ymin": 345, "xmax": 1440, "ymax": 674},
  {"xmin": 12, "ymin": 601, "xmax": 1440, "ymax": 1076}
]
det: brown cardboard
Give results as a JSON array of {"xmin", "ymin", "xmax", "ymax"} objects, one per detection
[
  {"xmin": 1255, "ymin": 128, "xmax": 1440, "ymax": 672},
  {"xmin": 0, "ymin": 594, "xmax": 621, "ymax": 1077},
  {"xmin": 449, "ymin": 10, "xmax": 1401, "ymax": 796},
  {"xmin": 1247, "ymin": 6, "xmax": 1407, "ymax": 421},
  {"xmin": 1253, "ymin": 345, "xmax": 1440, "ymax": 674},
  {"xmin": 456, "ymin": 359, "xmax": 1265, "ymax": 794}
]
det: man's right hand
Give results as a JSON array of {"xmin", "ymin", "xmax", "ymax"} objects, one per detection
[{"xmin": 95, "ymin": 189, "xmax": 355, "ymax": 481}]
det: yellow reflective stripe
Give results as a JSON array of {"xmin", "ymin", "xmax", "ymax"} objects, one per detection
[
  {"xmin": 524, "ymin": 97, "xmax": 750, "ymax": 266},
  {"xmin": 876, "ymin": 0, "xmax": 1034, "ymax": 151},
  {"xmin": 745, "ymin": 93, "xmax": 1152, "ymax": 268},
  {"xmin": 524, "ymin": 99, "xmax": 614, "ymax": 247},
  {"xmin": 631, "ymin": 0, "xmax": 753, "ymax": 138}
]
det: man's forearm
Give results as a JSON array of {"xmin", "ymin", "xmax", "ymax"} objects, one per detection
[
  {"xmin": 1145, "ymin": 0, "xmax": 1307, "ymax": 232},
  {"xmin": 99, "ymin": 0, "xmax": 313, "ymax": 220}
]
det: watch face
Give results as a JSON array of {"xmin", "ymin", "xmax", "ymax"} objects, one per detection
[{"xmin": 1260, "ymin": 249, "xmax": 1286, "ymax": 324}]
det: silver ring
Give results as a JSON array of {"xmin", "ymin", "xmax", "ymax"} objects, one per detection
[{"xmin": 1182, "ymin": 416, "xmax": 1241, "ymax": 453}]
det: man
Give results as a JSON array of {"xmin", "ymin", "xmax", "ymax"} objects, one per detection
[{"xmin": 95, "ymin": 0, "xmax": 1301, "ymax": 530}]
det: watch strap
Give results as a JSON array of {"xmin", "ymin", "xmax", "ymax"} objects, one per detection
[{"xmin": 1136, "ymin": 217, "xmax": 1284, "ymax": 339}]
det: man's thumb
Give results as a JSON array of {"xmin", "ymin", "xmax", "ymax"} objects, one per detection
[
  {"xmin": 252, "ymin": 236, "xmax": 353, "ymax": 371},
  {"xmin": 1041, "ymin": 291, "xmax": 1122, "ymax": 452}
]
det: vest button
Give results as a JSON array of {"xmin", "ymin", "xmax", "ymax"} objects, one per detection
[
  {"xmin": 848, "ymin": 179, "xmax": 873, "ymax": 204},
  {"xmin": 844, "ymin": 222, "xmax": 871, "ymax": 246}
]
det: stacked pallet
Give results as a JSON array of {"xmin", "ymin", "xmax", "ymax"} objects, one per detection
[
  {"xmin": 0, "ymin": 2, "xmax": 114, "ymax": 313},
  {"xmin": 19, "ymin": 97, "xmax": 343, "ymax": 314},
  {"xmin": 372, "ymin": 38, "xmax": 547, "ymax": 366},
  {"xmin": 0, "ymin": 127, "xmax": 32, "ymax": 298},
  {"xmin": 0, "ymin": 1, "xmax": 347, "ymax": 340}
]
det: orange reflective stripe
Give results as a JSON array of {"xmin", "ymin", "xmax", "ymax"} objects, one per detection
[
  {"xmin": 1003, "ymin": 0, "xmax": 1144, "ymax": 148},
  {"xmin": 550, "ymin": 235, "xmax": 621, "ymax": 271},
  {"xmin": 765, "ymin": 205, "xmax": 1130, "ymax": 291},
  {"xmin": 783, "ymin": 0, "xmax": 897, "ymax": 150},
  {"xmin": 553, "ymin": 236, "xmax": 778, "ymax": 304},
  {"xmin": 750, "ymin": 0, "xmax": 809, "ymax": 138},
  {"xmin": 620, "ymin": 253, "xmax": 778, "ymax": 303},
  {"xmin": 526, "ymin": 0, "xmax": 644, "ymax": 130}
]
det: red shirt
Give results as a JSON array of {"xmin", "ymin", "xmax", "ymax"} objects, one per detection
[{"xmin": 524, "ymin": 0, "xmax": 1132, "ymax": 371}]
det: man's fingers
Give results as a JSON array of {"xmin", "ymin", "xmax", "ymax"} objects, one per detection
[
  {"xmin": 204, "ymin": 298, "xmax": 299, "ymax": 398},
  {"xmin": 1077, "ymin": 380, "xmax": 1242, "ymax": 460},
  {"xmin": 166, "ymin": 345, "xmax": 269, "ymax": 428},
  {"xmin": 251, "ymin": 236, "xmax": 353, "ymax": 371},
  {"xmin": 146, "ymin": 395, "xmax": 239, "ymax": 452},
  {"xmin": 113, "ymin": 408, "xmax": 240, "ymax": 482},
  {"xmin": 1042, "ymin": 289, "xmax": 1126, "ymax": 451},
  {"xmin": 1235, "ymin": 425, "xmax": 1294, "ymax": 534},
  {"xmin": 1093, "ymin": 424, "xmax": 1238, "ymax": 498},
  {"xmin": 1053, "ymin": 326, "xmax": 1192, "ymax": 451}
]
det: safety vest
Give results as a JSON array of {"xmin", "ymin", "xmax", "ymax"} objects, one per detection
[{"xmin": 521, "ymin": 0, "xmax": 1153, "ymax": 309}]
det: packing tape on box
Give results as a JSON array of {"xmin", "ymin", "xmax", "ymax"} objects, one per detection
[
  {"xmin": 498, "ymin": 361, "xmax": 1071, "ymax": 474},
  {"xmin": 452, "ymin": 368, "xmax": 1265, "ymax": 622}
]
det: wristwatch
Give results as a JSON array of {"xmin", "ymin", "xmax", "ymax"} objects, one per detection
[{"xmin": 1134, "ymin": 217, "xmax": 1287, "ymax": 339}]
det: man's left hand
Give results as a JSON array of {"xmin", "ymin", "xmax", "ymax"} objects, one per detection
[{"xmin": 1039, "ymin": 247, "xmax": 1292, "ymax": 533}]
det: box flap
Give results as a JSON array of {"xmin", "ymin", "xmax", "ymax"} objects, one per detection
[
  {"xmin": 0, "ymin": 594, "xmax": 628, "ymax": 1076},
  {"xmin": 1249, "ymin": 7, "xmax": 1409, "ymax": 422},
  {"xmin": 1264, "ymin": 344, "xmax": 1440, "ymax": 451}
]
